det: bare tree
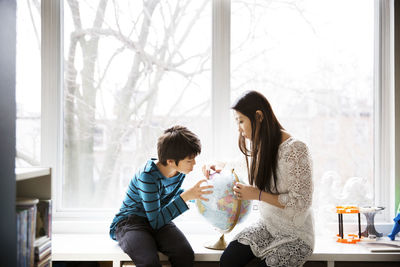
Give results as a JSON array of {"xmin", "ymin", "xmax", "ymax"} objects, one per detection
[{"xmin": 64, "ymin": 0, "xmax": 210, "ymax": 207}]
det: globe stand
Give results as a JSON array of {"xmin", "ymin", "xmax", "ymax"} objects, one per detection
[{"xmin": 204, "ymin": 234, "xmax": 227, "ymax": 250}]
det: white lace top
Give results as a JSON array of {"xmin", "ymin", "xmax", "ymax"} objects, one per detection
[{"xmin": 234, "ymin": 137, "xmax": 314, "ymax": 265}]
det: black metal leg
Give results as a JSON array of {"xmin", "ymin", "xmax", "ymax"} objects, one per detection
[{"xmin": 339, "ymin": 214, "xmax": 344, "ymax": 239}]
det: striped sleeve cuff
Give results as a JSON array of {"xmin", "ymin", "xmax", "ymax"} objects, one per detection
[{"xmin": 174, "ymin": 195, "xmax": 189, "ymax": 212}]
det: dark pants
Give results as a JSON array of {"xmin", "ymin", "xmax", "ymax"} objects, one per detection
[
  {"xmin": 220, "ymin": 240, "xmax": 267, "ymax": 267},
  {"xmin": 115, "ymin": 215, "xmax": 194, "ymax": 267}
]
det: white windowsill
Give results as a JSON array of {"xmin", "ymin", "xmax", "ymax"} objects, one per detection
[
  {"xmin": 52, "ymin": 217, "xmax": 400, "ymax": 267},
  {"xmin": 52, "ymin": 233, "xmax": 400, "ymax": 267}
]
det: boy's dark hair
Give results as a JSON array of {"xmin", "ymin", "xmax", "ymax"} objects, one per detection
[{"xmin": 157, "ymin": 125, "xmax": 201, "ymax": 166}]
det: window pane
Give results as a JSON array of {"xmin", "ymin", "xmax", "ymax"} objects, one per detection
[
  {"xmin": 16, "ymin": 0, "xmax": 41, "ymax": 167},
  {"xmin": 232, "ymin": 0, "xmax": 374, "ymax": 225},
  {"xmin": 63, "ymin": 1, "xmax": 211, "ymax": 209}
]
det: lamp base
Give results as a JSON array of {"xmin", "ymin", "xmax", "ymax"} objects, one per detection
[{"xmin": 360, "ymin": 207, "xmax": 385, "ymax": 238}]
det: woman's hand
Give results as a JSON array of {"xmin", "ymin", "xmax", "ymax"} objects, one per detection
[
  {"xmin": 180, "ymin": 179, "xmax": 213, "ymax": 202},
  {"xmin": 202, "ymin": 162, "xmax": 226, "ymax": 179},
  {"xmin": 233, "ymin": 183, "xmax": 284, "ymax": 208},
  {"xmin": 232, "ymin": 182, "xmax": 258, "ymax": 201}
]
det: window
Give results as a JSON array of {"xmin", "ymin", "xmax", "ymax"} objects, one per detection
[
  {"xmin": 62, "ymin": 0, "xmax": 211, "ymax": 209},
  {"xmin": 231, "ymin": 0, "xmax": 375, "ymax": 229},
  {"xmin": 16, "ymin": 0, "xmax": 41, "ymax": 167},
  {"xmin": 39, "ymin": 0, "xmax": 395, "ymax": 232}
]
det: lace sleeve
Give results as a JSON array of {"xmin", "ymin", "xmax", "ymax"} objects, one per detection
[{"xmin": 278, "ymin": 140, "xmax": 313, "ymax": 218}]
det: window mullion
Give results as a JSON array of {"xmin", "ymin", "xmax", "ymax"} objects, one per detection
[
  {"xmin": 41, "ymin": 0, "xmax": 63, "ymax": 212},
  {"xmin": 395, "ymin": 0, "xmax": 400, "ymax": 217},
  {"xmin": 212, "ymin": 0, "xmax": 231, "ymax": 159},
  {"xmin": 374, "ymin": 0, "xmax": 395, "ymax": 221}
]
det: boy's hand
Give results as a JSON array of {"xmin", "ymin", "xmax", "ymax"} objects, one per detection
[
  {"xmin": 180, "ymin": 179, "xmax": 213, "ymax": 202},
  {"xmin": 202, "ymin": 162, "xmax": 225, "ymax": 179}
]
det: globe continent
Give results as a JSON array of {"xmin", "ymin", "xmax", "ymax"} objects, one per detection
[{"xmin": 196, "ymin": 170, "xmax": 251, "ymax": 233}]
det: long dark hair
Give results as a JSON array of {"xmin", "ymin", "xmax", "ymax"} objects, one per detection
[{"xmin": 232, "ymin": 90, "xmax": 283, "ymax": 193}]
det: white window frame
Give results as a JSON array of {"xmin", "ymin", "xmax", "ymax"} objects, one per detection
[
  {"xmin": 41, "ymin": 0, "xmax": 398, "ymax": 234},
  {"xmin": 374, "ymin": 0, "xmax": 396, "ymax": 222},
  {"xmin": 41, "ymin": 0, "xmax": 63, "ymax": 220}
]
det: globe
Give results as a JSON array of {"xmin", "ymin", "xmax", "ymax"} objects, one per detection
[{"xmin": 196, "ymin": 169, "xmax": 251, "ymax": 249}]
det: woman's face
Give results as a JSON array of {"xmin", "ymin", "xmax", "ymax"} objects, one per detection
[{"xmin": 234, "ymin": 110, "xmax": 252, "ymax": 140}]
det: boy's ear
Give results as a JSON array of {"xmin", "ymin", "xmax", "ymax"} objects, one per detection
[
  {"xmin": 166, "ymin": 159, "xmax": 176, "ymax": 166},
  {"xmin": 255, "ymin": 110, "xmax": 263, "ymax": 122}
]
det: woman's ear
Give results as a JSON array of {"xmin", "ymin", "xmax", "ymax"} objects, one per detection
[{"xmin": 255, "ymin": 110, "xmax": 263, "ymax": 122}]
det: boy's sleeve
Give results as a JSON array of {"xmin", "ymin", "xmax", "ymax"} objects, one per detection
[
  {"xmin": 137, "ymin": 173, "xmax": 188, "ymax": 229},
  {"xmin": 177, "ymin": 188, "xmax": 184, "ymax": 195}
]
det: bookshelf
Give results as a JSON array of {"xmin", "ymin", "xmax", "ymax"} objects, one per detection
[
  {"xmin": 16, "ymin": 167, "xmax": 52, "ymax": 267},
  {"xmin": 16, "ymin": 167, "xmax": 51, "ymax": 199}
]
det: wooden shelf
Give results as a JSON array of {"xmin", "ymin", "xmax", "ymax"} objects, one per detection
[
  {"xmin": 15, "ymin": 166, "xmax": 52, "ymax": 266},
  {"xmin": 16, "ymin": 167, "xmax": 52, "ymax": 200},
  {"xmin": 16, "ymin": 167, "xmax": 51, "ymax": 181}
]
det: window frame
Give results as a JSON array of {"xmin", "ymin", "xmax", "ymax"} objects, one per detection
[
  {"xmin": 40, "ymin": 0, "xmax": 398, "ymax": 233},
  {"xmin": 374, "ymin": 0, "xmax": 396, "ymax": 222}
]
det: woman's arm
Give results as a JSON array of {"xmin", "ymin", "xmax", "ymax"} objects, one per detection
[
  {"xmin": 259, "ymin": 190, "xmax": 285, "ymax": 208},
  {"xmin": 277, "ymin": 140, "xmax": 313, "ymax": 213},
  {"xmin": 233, "ymin": 141, "xmax": 312, "ymax": 211},
  {"xmin": 233, "ymin": 182, "xmax": 285, "ymax": 209}
]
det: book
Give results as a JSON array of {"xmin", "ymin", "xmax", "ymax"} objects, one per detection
[
  {"xmin": 16, "ymin": 209, "xmax": 28, "ymax": 267},
  {"xmin": 359, "ymin": 239, "xmax": 400, "ymax": 252},
  {"xmin": 34, "ymin": 236, "xmax": 51, "ymax": 257},
  {"xmin": 35, "ymin": 246, "xmax": 51, "ymax": 262},
  {"xmin": 33, "ymin": 215, "xmax": 52, "ymax": 266},
  {"xmin": 27, "ymin": 205, "xmax": 37, "ymax": 267},
  {"xmin": 36, "ymin": 200, "xmax": 52, "ymax": 239},
  {"xmin": 34, "ymin": 236, "xmax": 49, "ymax": 247},
  {"xmin": 16, "ymin": 198, "xmax": 39, "ymax": 267},
  {"xmin": 35, "ymin": 253, "xmax": 51, "ymax": 267}
]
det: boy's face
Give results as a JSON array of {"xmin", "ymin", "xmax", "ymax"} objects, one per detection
[{"xmin": 174, "ymin": 155, "xmax": 196, "ymax": 174}]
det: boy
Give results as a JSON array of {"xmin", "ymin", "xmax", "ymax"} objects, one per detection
[{"xmin": 109, "ymin": 125, "xmax": 213, "ymax": 267}]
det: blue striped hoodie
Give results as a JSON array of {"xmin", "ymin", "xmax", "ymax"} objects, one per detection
[{"xmin": 109, "ymin": 159, "xmax": 189, "ymax": 240}]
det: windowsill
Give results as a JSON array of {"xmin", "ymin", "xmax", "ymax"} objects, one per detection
[
  {"xmin": 52, "ymin": 233, "xmax": 400, "ymax": 266},
  {"xmin": 52, "ymin": 210, "xmax": 399, "ymax": 266}
]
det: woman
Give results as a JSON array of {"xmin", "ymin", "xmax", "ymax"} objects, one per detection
[{"xmin": 204, "ymin": 91, "xmax": 314, "ymax": 267}]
